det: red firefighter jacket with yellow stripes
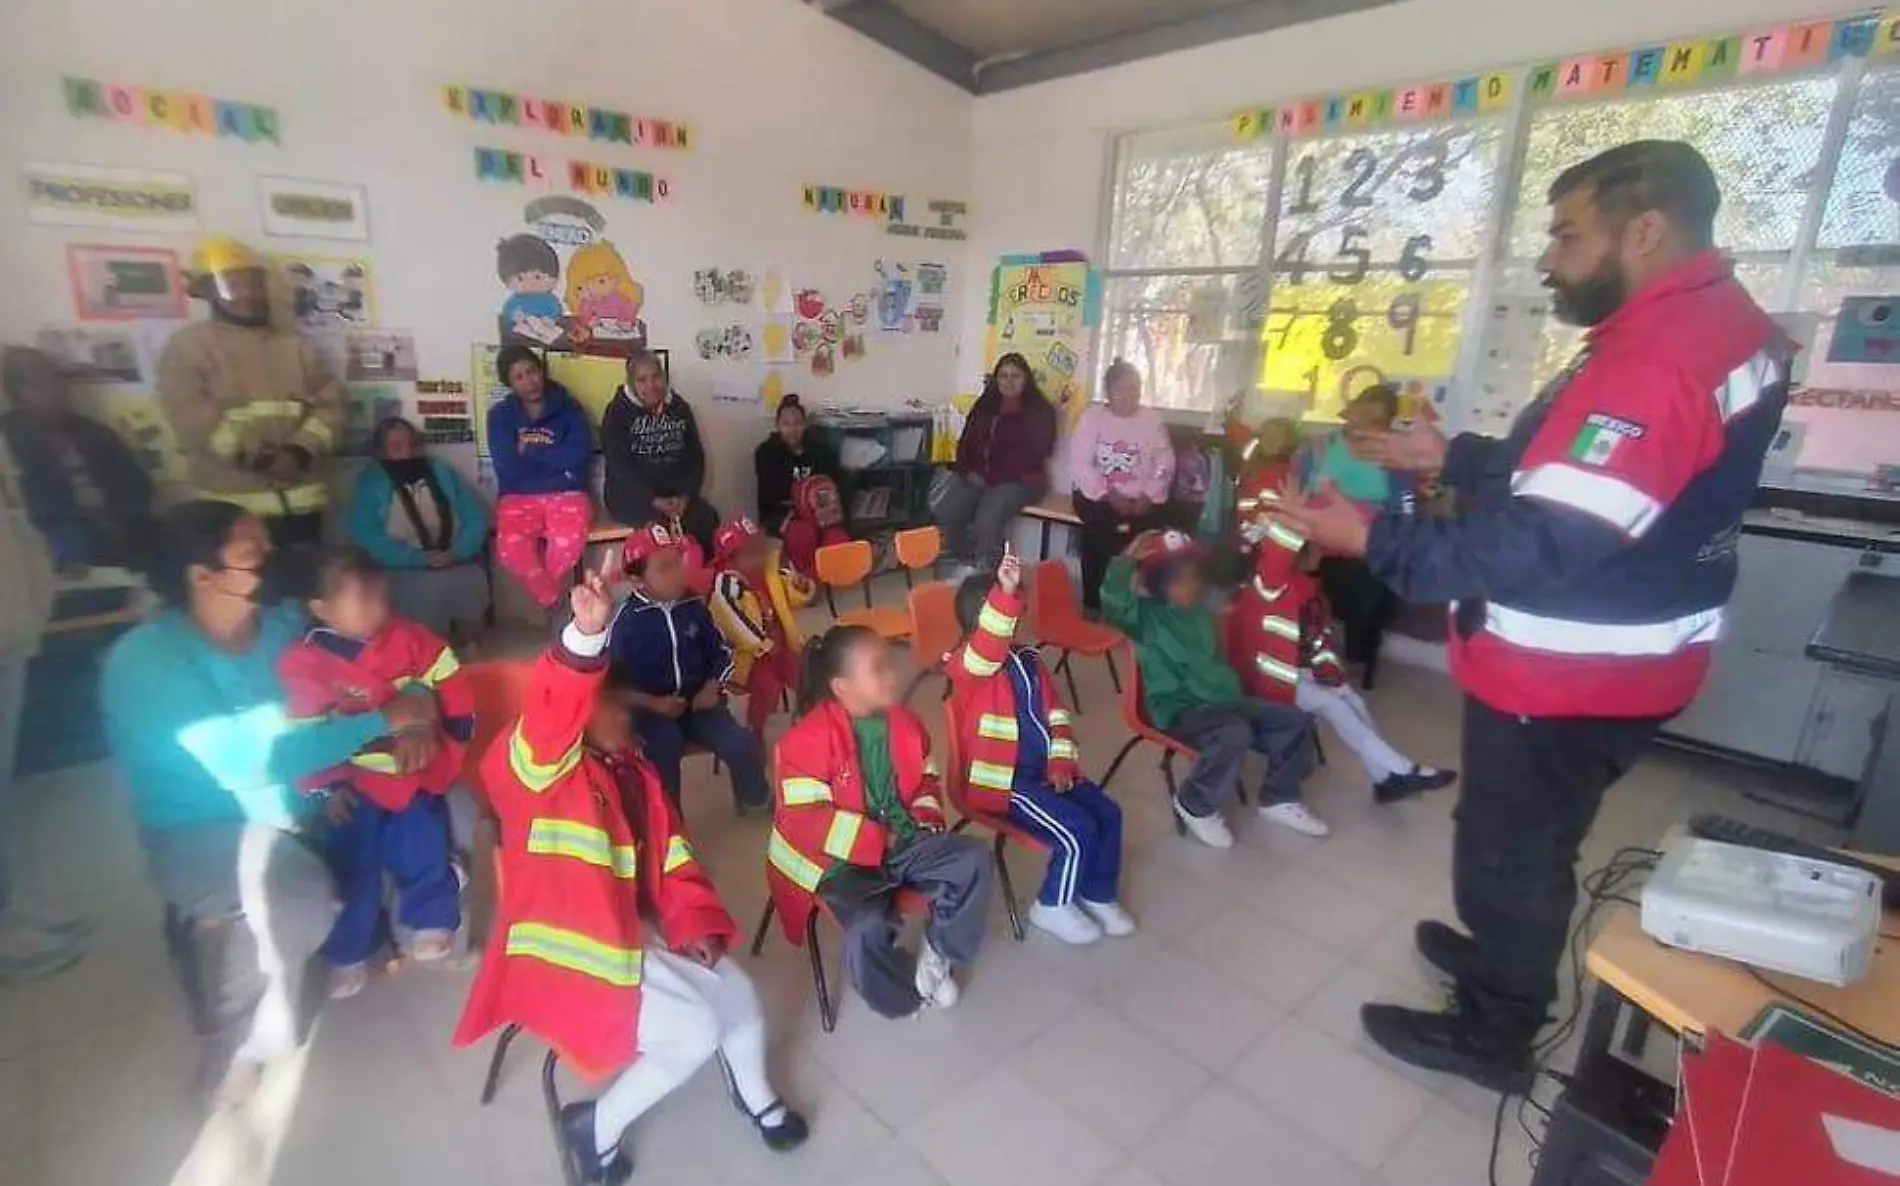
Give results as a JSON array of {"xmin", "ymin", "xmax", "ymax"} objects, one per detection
[
  {"xmin": 452, "ymin": 638, "xmax": 736, "ymax": 1077},
  {"xmin": 945, "ymin": 585, "xmax": 1080, "ymax": 814},
  {"xmin": 1226, "ymin": 462, "xmax": 1345, "ymax": 703},
  {"xmin": 278, "ymin": 617, "xmax": 475, "ymax": 811},
  {"xmin": 767, "ymin": 700, "xmax": 945, "ymax": 942}
]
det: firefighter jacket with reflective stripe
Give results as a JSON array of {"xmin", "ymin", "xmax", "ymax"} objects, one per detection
[
  {"xmin": 767, "ymin": 700, "xmax": 944, "ymax": 943},
  {"xmin": 1226, "ymin": 464, "xmax": 1344, "ymax": 703},
  {"xmin": 154, "ymin": 319, "xmax": 345, "ymax": 515},
  {"xmin": 278, "ymin": 616, "xmax": 475, "ymax": 811},
  {"xmin": 707, "ymin": 552, "xmax": 814, "ymax": 687},
  {"xmin": 452, "ymin": 640, "xmax": 737, "ymax": 1076},
  {"xmin": 946, "ymin": 585, "xmax": 1080, "ymax": 814},
  {"xmin": 1365, "ymin": 252, "xmax": 1791, "ymax": 719}
]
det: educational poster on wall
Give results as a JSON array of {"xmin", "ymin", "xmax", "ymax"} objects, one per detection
[
  {"xmin": 22, "ymin": 162, "xmax": 199, "ymax": 233},
  {"xmin": 35, "ymin": 327, "xmax": 141, "ymax": 382},
  {"xmin": 275, "ymin": 254, "xmax": 374, "ymax": 331},
  {"xmin": 415, "ymin": 379, "xmax": 475, "ymax": 446},
  {"xmin": 258, "ymin": 176, "xmax": 370, "ymax": 241},
  {"xmin": 696, "ymin": 325, "xmax": 754, "ymax": 361},
  {"xmin": 693, "ymin": 268, "xmax": 755, "ymax": 305},
  {"xmin": 984, "ymin": 253, "xmax": 1101, "ymax": 423},
  {"xmin": 64, "ymin": 244, "xmax": 184, "ymax": 322},
  {"xmin": 494, "ymin": 196, "xmax": 647, "ymax": 357},
  {"xmin": 343, "ymin": 384, "xmax": 406, "ymax": 454},
  {"xmin": 344, "ymin": 330, "xmax": 418, "ymax": 382},
  {"xmin": 1465, "ymin": 295, "xmax": 1552, "ymax": 433},
  {"xmin": 915, "ymin": 262, "xmax": 949, "ymax": 333},
  {"xmin": 875, "ymin": 261, "xmax": 914, "ymax": 332}
]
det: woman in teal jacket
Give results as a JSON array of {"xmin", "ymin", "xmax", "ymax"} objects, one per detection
[
  {"xmin": 103, "ymin": 500, "xmax": 440, "ymax": 1103},
  {"xmin": 348, "ymin": 417, "xmax": 492, "ymax": 641}
]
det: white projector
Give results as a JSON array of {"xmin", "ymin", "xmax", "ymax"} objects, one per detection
[{"xmin": 1639, "ymin": 836, "xmax": 1882, "ymax": 987}]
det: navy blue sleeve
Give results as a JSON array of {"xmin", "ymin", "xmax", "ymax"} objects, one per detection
[
  {"xmin": 695, "ymin": 602, "xmax": 733, "ymax": 684},
  {"xmin": 550, "ymin": 400, "xmax": 595, "ymax": 483},
  {"xmin": 486, "ymin": 402, "xmax": 522, "ymax": 494},
  {"xmin": 1364, "ymin": 498, "xmax": 1630, "ymax": 605},
  {"xmin": 1439, "ymin": 433, "xmax": 1499, "ymax": 494}
]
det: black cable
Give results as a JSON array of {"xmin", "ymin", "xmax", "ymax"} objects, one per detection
[{"xmin": 1487, "ymin": 849, "xmax": 1659, "ymax": 1186}]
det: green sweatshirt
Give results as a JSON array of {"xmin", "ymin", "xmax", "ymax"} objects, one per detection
[{"xmin": 1101, "ymin": 555, "xmax": 1242, "ymax": 729}]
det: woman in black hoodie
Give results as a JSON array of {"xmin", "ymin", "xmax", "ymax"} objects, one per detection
[{"xmin": 600, "ymin": 350, "xmax": 720, "ymax": 553}]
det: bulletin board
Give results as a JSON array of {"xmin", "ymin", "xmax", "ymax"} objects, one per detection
[
  {"xmin": 1258, "ymin": 118, "xmax": 1508, "ymax": 421},
  {"xmin": 984, "ymin": 253, "xmax": 1102, "ymax": 425}
]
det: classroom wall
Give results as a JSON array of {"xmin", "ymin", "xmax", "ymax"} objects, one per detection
[
  {"xmin": 952, "ymin": 0, "xmax": 1834, "ymax": 400},
  {"xmin": 0, "ymin": 0, "xmax": 974, "ymax": 529}
]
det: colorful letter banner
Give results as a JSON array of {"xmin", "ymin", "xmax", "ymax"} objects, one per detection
[
  {"xmin": 444, "ymin": 85, "xmax": 692, "ymax": 150},
  {"xmin": 1229, "ymin": 7, "xmax": 1897, "ymax": 140},
  {"xmin": 474, "ymin": 148, "xmax": 671, "ymax": 205},
  {"xmin": 62, "ymin": 77, "xmax": 279, "ymax": 144},
  {"xmin": 803, "ymin": 185, "xmax": 908, "ymax": 223}
]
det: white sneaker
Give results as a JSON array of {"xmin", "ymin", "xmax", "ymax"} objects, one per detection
[
  {"xmin": 1029, "ymin": 902, "xmax": 1102, "ymax": 945},
  {"xmin": 1173, "ymin": 798, "xmax": 1235, "ymax": 849},
  {"xmin": 0, "ymin": 919, "xmax": 84, "ymax": 983},
  {"xmin": 1081, "ymin": 899, "xmax": 1137, "ymax": 937},
  {"xmin": 1259, "ymin": 801, "xmax": 1331, "ymax": 838},
  {"xmin": 408, "ymin": 929, "xmax": 455, "ymax": 962},
  {"xmin": 914, "ymin": 941, "xmax": 961, "ymax": 1009},
  {"xmin": 327, "ymin": 961, "xmax": 370, "ymax": 1000}
]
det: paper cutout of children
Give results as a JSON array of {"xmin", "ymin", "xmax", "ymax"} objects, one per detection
[
  {"xmin": 565, "ymin": 241, "xmax": 646, "ymax": 349},
  {"xmin": 496, "ymin": 234, "xmax": 566, "ymax": 347}
]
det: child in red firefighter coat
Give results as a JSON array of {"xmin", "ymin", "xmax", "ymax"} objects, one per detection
[
  {"xmin": 948, "ymin": 547, "xmax": 1133, "ymax": 946},
  {"xmin": 453, "ymin": 554, "xmax": 806, "ymax": 1186},
  {"xmin": 768, "ymin": 625, "xmax": 994, "ymax": 1018},
  {"xmin": 1226, "ymin": 424, "xmax": 1455, "ymax": 826},
  {"xmin": 279, "ymin": 546, "xmax": 475, "ymax": 998}
]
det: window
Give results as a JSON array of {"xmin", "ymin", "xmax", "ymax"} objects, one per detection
[
  {"xmin": 1100, "ymin": 123, "xmax": 1274, "ymax": 414},
  {"xmin": 1100, "ymin": 23, "xmax": 1900, "ymax": 478}
]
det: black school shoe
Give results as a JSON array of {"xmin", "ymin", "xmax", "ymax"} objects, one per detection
[
  {"xmin": 1360, "ymin": 1003, "xmax": 1534, "ymax": 1094},
  {"xmin": 1415, "ymin": 919, "xmax": 1478, "ymax": 983},
  {"xmin": 718, "ymin": 1053, "xmax": 811, "ymax": 1152},
  {"xmin": 1373, "ymin": 766, "xmax": 1459, "ymax": 805},
  {"xmin": 559, "ymin": 1101, "xmax": 632, "ymax": 1186}
]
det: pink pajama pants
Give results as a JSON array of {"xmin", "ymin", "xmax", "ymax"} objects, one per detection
[{"xmin": 495, "ymin": 491, "xmax": 592, "ymax": 608}]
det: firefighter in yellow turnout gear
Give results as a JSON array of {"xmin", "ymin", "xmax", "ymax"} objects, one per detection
[{"xmin": 156, "ymin": 238, "xmax": 346, "ymax": 546}]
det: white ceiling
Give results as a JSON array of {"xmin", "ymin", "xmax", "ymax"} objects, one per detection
[{"xmin": 887, "ymin": 0, "xmax": 1255, "ymax": 61}]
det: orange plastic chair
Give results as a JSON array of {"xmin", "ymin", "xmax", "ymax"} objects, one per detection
[
  {"xmin": 902, "ymin": 580, "xmax": 962, "ymax": 702},
  {"xmin": 814, "ymin": 539, "xmax": 910, "ymax": 641},
  {"xmin": 1098, "ymin": 640, "xmax": 1208, "ymax": 835},
  {"xmin": 941, "ymin": 697, "xmax": 1042, "ymax": 941},
  {"xmin": 893, "ymin": 526, "xmax": 942, "ymax": 589},
  {"xmin": 1030, "ymin": 560, "xmax": 1125, "ymax": 711}
]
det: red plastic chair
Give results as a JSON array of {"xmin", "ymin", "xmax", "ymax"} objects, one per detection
[
  {"xmin": 1097, "ymin": 641, "xmax": 1211, "ymax": 835},
  {"xmin": 941, "ymin": 697, "xmax": 1044, "ymax": 941},
  {"xmin": 902, "ymin": 580, "xmax": 963, "ymax": 703},
  {"xmin": 1030, "ymin": 560, "xmax": 1124, "ymax": 711}
]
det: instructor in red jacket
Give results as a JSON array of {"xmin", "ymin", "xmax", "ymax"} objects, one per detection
[{"xmin": 1274, "ymin": 141, "xmax": 1791, "ymax": 1091}]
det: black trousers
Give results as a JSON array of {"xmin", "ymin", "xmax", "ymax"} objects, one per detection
[
  {"xmin": 1071, "ymin": 494, "xmax": 1181, "ymax": 609},
  {"xmin": 1453, "ymin": 695, "xmax": 1662, "ymax": 1048},
  {"xmin": 1317, "ymin": 557, "xmax": 1394, "ymax": 667}
]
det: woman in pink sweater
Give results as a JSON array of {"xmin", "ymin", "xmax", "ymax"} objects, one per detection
[{"xmin": 1066, "ymin": 359, "xmax": 1182, "ymax": 610}]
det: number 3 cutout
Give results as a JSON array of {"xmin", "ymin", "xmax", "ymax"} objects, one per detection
[{"xmin": 1407, "ymin": 140, "xmax": 1448, "ymax": 202}]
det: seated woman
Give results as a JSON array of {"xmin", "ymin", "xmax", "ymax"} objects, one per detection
[
  {"xmin": 601, "ymin": 350, "xmax": 719, "ymax": 556},
  {"xmin": 933, "ymin": 353, "xmax": 1057, "ymax": 576},
  {"xmin": 102, "ymin": 501, "xmax": 440, "ymax": 1105},
  {"xmin": 1, "ymin": 344, "xmax": 156, "ymax": 571},
  {"xmin": 454, "ymin": 558, "xmax": 807, "ymax": 1184},
  {"xmin": 1067, "ymin": 360, "xmax": 1180, "ymax": 612},
  {"xmin": 486, "ymin": 346, "xmax": 594, "ymax": 611},
  {"xmin": 347, "ymin": 417, "xmax": 492, "ymax": 643},
  {"xmin": 753, "ymin": 395, "xmax": 846, "ymax": 579}
]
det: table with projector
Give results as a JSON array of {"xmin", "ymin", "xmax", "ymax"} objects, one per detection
[{"xmin": 1529, "ymin": 819, "xmax": 1900, "ymax": 1186}]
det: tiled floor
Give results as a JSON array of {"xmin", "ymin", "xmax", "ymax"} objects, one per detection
[{"xmin": 0, "ymin": 576, "xmax": 1846, "ymax": 1186}]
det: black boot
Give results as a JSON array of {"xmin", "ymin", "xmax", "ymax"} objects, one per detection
[
  {"xmin": 1414, "ymin": 919, "xmax": 1477, "ymax": 982},
  {"xmin": 559, "ymin": 1101, "xmax": 632, "ymax": 1186},
  {"xmin": 1360, "ymin": 1003, "xmax": 1533, "ymax": 1094}
]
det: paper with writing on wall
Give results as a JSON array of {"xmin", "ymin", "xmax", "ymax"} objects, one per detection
[{"xmin": 1828, "ymin": 296, "xmax": 1899, "ymax": 364}]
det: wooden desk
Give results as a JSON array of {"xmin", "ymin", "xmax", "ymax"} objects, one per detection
[{"xmin": 1021, "ymin": 496, "xmax": 1080, "ymax": 560}]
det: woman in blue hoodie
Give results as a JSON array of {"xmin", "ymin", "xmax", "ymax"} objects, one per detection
[
  {"xmin": 485, "ymin": 345, "xmax": 595, "ymax": 608},
  {"xmin": 347, "ymin": 417, "xmax": 492, "ymax": 640}
]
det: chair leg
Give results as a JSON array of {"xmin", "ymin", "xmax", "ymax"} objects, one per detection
[
  {"xmin": 1100, "ymin": 737, "xmax": 1142, "ymax": 789},
  {"xmin": 994, "ymin": 833, "xmax": 1025, "ymax": 942},
  {"xmin": 824, "ymin": 586, "xmax": 838, "ymax": 618},
  {"xmin": 1162, "ymin": 755, "xmax": 1186, "ymax": 836},
  {"xmin": 481, "ymin": 1022, "xmax": 522, "ymax": 1105},
  {"xmin": 541, "ymin": 1048, "xmax": 577, "ymax": 1186},
  {"xmin": 861, "ymin": 584, "xmax": 873, "ymax": 611},
  {"xmin": 749, "ymin": 899, "xmax": 776, "ymax": 957},
  {"xmin": 805, "ymin": 910, "xmax": 836, "ymax": 1033},
  {"xmin": 1104, "ymin": 650, "xmax": 1122, "ymax": 694},
  {"xmin": 1057, "ymin": 651, "xmax": 1083, "ymax": 712}
]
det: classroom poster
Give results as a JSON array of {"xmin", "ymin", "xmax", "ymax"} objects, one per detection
[
  {"xmin": 494, "ymin": 196, "xmax": 648, "ymax": 357},
  {"xmin": 23, "ymin": 162, "xmax": 199, "ymax": 233},
  {"xmin": 984, "ymin": 253, "xmax": 1101, "ymax": 423},
  {"xmin": 274, "ymin": 254, "xmax": 374, "ymax": 331}
]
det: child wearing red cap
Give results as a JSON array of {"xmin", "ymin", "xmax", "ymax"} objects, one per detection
[
  {"xmin": 608, "ymin": 523, "xmax": 769, "ymax": 812},
  {"xmin": 706, "ymin": 517, "xmax": 813, "ymax": 735},
  {"xmin": 1102, "ymin": 529, "xmax": 1316, "ymax": 849}
]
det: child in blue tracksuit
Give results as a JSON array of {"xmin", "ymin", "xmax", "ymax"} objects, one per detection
[
  {"xmin": 486, "ymin": 345, "xmax": 595, "ymax": 609},
  {"xmin": 947, "ymin": 549, "xmax": 1134, "ymax": 945},
  {"xmin": 608, "ymin": 522, "xmax": 770, "ymax": 812}
]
